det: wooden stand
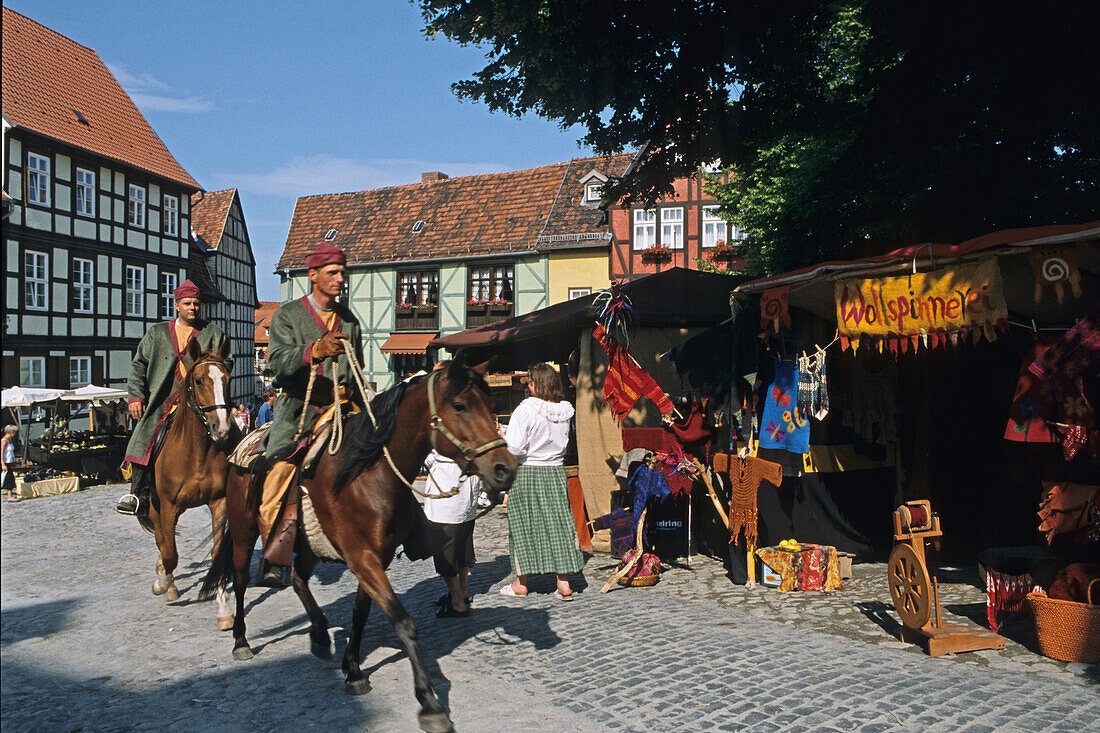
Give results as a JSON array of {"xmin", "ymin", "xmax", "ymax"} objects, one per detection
[{"xmin": 888, "ymin": 500, "xmax": 1004, "ymax": 657}]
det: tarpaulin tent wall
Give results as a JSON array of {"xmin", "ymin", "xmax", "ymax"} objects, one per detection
[
  {"xmin": 433, "ymin": 268, "xmax": 748, "ymax": 550},
  {"xmin": 709, "ymin": 222, "xmax": 1100, "ymax": 561}
]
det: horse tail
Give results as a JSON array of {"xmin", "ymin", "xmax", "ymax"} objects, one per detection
[{"xmin": 198, "ymin": 512, "xmax": 233, "ymax": 601}]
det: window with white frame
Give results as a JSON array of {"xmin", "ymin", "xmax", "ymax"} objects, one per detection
[
  {"xmin": 20, "ymin": 357, "xmax": 45, "ymax": 388},
  {"xmin": 584, "ymin": 181, "xmax": 603, "ymax": 203},
  {"xmin": 69, "ymin": 356, "xmax": 92, "ymax": 388},
  {"xmin": 73, "ymin": 258, "xmax": 94, "ymax": 313},
  {"xmin": 24, "ymin": 250, "xmax": 48, "ymax": 310},
  {"xmin": 128, "ymin": 184, "xmax": 146, "ymax": 228},
  {"xmin": 163, "ymin": 195, "xmax": 179, "ymax": 236},
  {"xmin": 568, "ymin": 287, "xmax": 592, "ymax": 300},
  {"xmin": 76, "ymin": 168, "xmax": 96, "ymax": 217},
  {"xmin": 702, "ymin": 206, "xmax": 728, "ymax": 248},
  {"xmin": 660, "ymin": 207, "xmax": 684, "ymax": 249},
  {"xmin": 27, "ymin": 152, "xmax": 51, "ymax": 206},
  {"xmin": 126, "ymin": 265, "xmax": 145, "ymax": 317},
  {"xmin": 468, "ymin": 265, "xmax": 514, "ymax": 303},
  {"xmin": 160, "ymin": 272, "xmax": 178, "ymax": 319},
  {"xmin": 632, "ymin": 209, "xmax": 657, "ymax": 250}
]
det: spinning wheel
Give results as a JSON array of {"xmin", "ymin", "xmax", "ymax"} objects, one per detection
[
  {"xmin": 887, "ymin": 500, "xmax": 1003, "ymax": 657},
  {"xmin": 888, "ymin": 543, "xmax": 931, "ymax": 629}
]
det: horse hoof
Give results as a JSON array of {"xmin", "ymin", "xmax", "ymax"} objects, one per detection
[
  {"xmin": 344, "ymin": 678, "xmax": 372, "ymax": 696},
  {"xmin": 311, "ymin": 641, "xmax": 332, "ymax": 660},
  {"xmin": 232, "ymin": 646, "xmax": 254, "ymax": 661},
  {"xmin": 164, "ymin": 586, "xmax": 180, "ymax": 602},
  {"xmin": 217, "ymin": 615, "xmax": 234, "ymax": 631},
  {"xmin": 151, "ymin": 579, "xmax": 167, "ymax": 596},
  {"xmin": 417, "ymin": 711, "xmax": 454, "ymax": 733}
]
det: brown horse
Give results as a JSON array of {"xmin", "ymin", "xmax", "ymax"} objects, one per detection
[
  {"xmin": 202, "ymin": 356, "xmax": 516, "ymax": 732},
  {"xmin": 139, "ymin": 338, "xmax": 235, "ymax": 629}
]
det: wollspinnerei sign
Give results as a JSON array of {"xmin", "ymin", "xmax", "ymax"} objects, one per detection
[{"xmin": 834, "ymin": 257, "xmax": 1008, "ymax": 353}]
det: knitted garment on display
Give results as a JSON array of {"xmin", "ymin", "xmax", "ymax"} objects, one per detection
[
  {"xmin": 1028, "ymin": 309, "xmax": 1100, "ymax": 391},
  {"xmin": 797, "ymin": 349, "xmax": 829, "ymax": 420},
  {"xmin": 712, "ymin": 453, "xmax": 783, "ymax": 545},
  {"xmin": 621, "ymin": 428, "xmax": 680, "ymax": 454},
  {"xmin": 1004, "ymin": 333, "xmax": 1094, "ymax": 443},
  {"xmin": 1037, "ymin": 481, "xmax": 1100, "ymax": 545},
  {"xmin": 593, "ymin": 324, "xmax": 675, "ymax": 421}
]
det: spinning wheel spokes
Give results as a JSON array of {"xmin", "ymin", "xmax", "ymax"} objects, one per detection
[{"xmin": 887, "ymin": 543, "xmax": 932, "ymax": 629}]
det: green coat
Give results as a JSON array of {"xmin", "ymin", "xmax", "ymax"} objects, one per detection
[
  {"xmin": 124, "ymin": 319, "xmax": 232, "ymax": 466},
  {"xmin": 263, "ymin": 296, "xmax": 364, "ymax": 461}
]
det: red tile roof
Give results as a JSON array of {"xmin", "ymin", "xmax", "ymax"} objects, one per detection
[
  {"xmin": 190, "ymin": 189, "xmax": 237, "ymax": 250},
  {"xmin": 2, "ymin": 8, "xmax": 199, "ymax": 190},
  {"xmin": 254, "ymin": 301, "xmax": 280, "ymax": 345},
  {"xmin": 279, "ymin": 153, "xmax": 635, "ymax": 269}
]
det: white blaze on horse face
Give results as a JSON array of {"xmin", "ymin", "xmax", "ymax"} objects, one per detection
[{"xmin": 208, "ymin": 364, "xmax": 230, "ymax": 434}]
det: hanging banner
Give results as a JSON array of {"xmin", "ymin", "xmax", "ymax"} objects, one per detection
[{"xmin": 834, "ymin": 257, "xmax": 1008, "ymax": 352}]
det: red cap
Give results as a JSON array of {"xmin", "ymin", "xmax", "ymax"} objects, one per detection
[
  {"xmin": 305, "ymin": 241, "xmax": 347, "ymax": 269},
  {"xmin": 173, "ymin": 279, "xmax": 201, "ymax": 300}
]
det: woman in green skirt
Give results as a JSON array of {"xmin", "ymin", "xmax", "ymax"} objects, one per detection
[{"xmin": 500, "ymin": 363, "xmax": 584, "ymax": 600}]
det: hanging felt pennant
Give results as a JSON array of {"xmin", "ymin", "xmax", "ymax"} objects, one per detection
[
  {"xmin": 835, "ymin": 257, "xmax": 1008, "ymax": 352},
  {"xmin": 758, "ymin": 360, "xmax": 811, "ymax": 454},
  {"xmin": 1029, "ymin": 246, "xmax": 1083, "ymax": 304},
  {"xmin": 592, "ymin": 324, "xmax": 675, "ymax": 422},
  {"xmin": 760, "ymin": 286, "xmax": 791, "ymax": 332}
]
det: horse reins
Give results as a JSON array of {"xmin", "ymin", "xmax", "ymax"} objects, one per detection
[{"xmin": 293, "ymin": 343, "xmax": 505, "ymax": 499}]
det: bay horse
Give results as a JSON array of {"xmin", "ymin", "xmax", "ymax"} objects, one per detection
[
  {"xmin": 201, "ymin": 356, "xmax": 516, "ymax": 733},
  {"xmin": 138, "ymin": 337, "xmax": 235, "ymax": 630}
]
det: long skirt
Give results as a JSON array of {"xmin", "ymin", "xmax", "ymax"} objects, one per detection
[{"xmin": 507, "ymin": 464, "xmax": 584, "ymax": 576}]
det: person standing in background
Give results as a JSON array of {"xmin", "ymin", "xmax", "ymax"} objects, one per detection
[
  {"xmin": 423, "ymin": 448, "xmax": 483, "ymax": 618},
  {"xmin": 3, "ymin": 425, "xmax": 20, "ymax": 502},
  {"xmin": 499, "ymin": 363, "xmax": 584, "ymax": 600},
  {"xmin": 256, "ymin": 389, "xmax": 276, "ymax": 427}
]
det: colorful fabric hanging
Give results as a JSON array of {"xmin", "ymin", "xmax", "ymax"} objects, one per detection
[
  {"xmin": 1004, "ymin": 333, "xmax": 1089, "ymax": 443},
  {"xmin": 759, "ymin": 361, "xmax": 811, "ymax": 454},
  {"xmin": 593, "ymin": 324, "xmax": 675, "ymax": 421},
  {"xmin": 1029, "ymin": 245, "xmax": 1083, "ymax": 304},
  {"xmin": 760, "ymin": 286, "xmax": 791, "ymax": 331},
  {"xmin": 797, "ymin": 348, "xmax": 829, "ymax": 420}
]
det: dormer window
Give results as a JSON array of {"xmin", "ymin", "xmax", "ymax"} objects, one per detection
[
  {"xmin": 578, "ymin": 169, "xmax": 609, "ymax": 206},
  {"xmin": 412, "ymin": 220, "xmax": 425, "ymax": 233},
  {"xmin": 324, "ymin": 229, "xmax": 338, "ymax": 241}
]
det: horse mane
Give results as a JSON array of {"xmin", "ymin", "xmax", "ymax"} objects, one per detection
[
  {"xmin": 334, "ymin": 376, "xmax": 421, "ymax": 489},
  {"xmin": 334, "ymin": 362, "xmax": 493, "ymax": 489}
]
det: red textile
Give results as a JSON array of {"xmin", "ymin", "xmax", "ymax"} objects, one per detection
[
  {"xmin": 593, "ymin": 324, "xmax": 675, "ymax": 421},
  {"xmin": 621, "ymin": 428, "xmax": 680, "ymax": 454},
  {"xmin": 985, "ymin": 569, "xmax": 1037, "ymax": 631},
  {"xmin": 797, "ymin": 546, "xmax": 827, "ymax": 591},
  {"xmin": 656, "ymin": 464, "xmax": 694, "ymax": 496}
]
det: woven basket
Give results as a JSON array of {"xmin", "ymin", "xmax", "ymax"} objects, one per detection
[
  {"xmin": 1026, "ymin": 580, "xmax": 1100, "ymax": 663},
  {"xmin": 618, "ymin": 573, "xmax": 660, "ymax": 587}
]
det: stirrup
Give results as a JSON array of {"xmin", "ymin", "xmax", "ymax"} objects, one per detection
[{"xmin": 115, "ymin": 493, "xmax": 140, "ymax": 515}]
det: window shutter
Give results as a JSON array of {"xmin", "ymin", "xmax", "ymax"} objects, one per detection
[
  {"xmin": 46, "ymin": 356, "xmax": 66, "ymax": 389},
  {"xmin": 1, "ymin": 356, "xmax": 17, "ymax": 387},
  {"xmin": 92, "ymin": 355, "xmax": 105, "ymax": 387}
]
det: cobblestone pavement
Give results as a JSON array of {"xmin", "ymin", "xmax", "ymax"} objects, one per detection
[{"xmin": 2, "ymin": 485, "xmax": 1097, "ymax": 733}]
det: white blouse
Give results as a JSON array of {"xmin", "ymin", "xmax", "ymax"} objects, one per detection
[
  {"xmin": 504, "ymin": 397, "xmax": 575, "ymax": 466},
  {"xmin": 421, "ymin": 450, "xmax": 482, "ymax": 524}
]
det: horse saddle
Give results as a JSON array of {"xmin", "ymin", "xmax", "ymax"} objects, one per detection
[{"xmin": 228, "ymin": 398, "xmax": 361, "ymax": 473}]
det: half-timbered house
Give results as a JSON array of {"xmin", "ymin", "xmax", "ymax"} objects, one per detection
[
  {"xmin": 2, "ymin": 8, "xmax": 200, "ymax": 390},
  {"xmin": 277, "ymin": 154, "xmax": 633, "ymax": 389},
  {"xmin": 189, "ymin": 189, "xmax": 260, "ymax": 405}
]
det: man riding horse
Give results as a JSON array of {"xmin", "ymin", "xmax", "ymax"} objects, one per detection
[
  {"xmin": 256, "ymin": 241, "xmax": 364, "ymax": 586},
  {"xmin": 116, "ymin": 279, "xmax": 233, "ymax": 515}
]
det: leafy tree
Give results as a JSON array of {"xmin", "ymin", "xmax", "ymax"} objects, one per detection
[{"xmin": 420, "ymin": 1, "xmax": 1099, "ymax": 274}]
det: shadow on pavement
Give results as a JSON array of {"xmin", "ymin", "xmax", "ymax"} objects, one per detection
[
  {"xmin": 0, "ymin": 598, "xmax": 80, "ymax": 647},
  {"xmin": 855, "ymin": 600, "xmax": 902, "ymax": 638}
]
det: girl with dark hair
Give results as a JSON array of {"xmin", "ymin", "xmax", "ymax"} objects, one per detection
[{"xmin": 500, "ymin": 363, "xmax": 583, "ymax": 600}]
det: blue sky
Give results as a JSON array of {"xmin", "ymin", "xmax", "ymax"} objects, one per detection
[{"xmin": 8, "ymin": 1, "xmax": 595, "ymax": 300}]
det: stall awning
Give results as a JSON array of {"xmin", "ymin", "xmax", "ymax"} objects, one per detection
[{"xmin": 379, "ymin": 332, "xmax": 438, "ymax": 354}]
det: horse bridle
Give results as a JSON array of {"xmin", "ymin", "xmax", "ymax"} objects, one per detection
[
  {"xmin": 185, "ymin": 358, "xmax": 233, "ymax": 441},
  {"xmin": 425, "ymin": 369, "xmax": 507, "ymax": 474}
]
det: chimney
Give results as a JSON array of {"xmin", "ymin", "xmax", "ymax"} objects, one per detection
[{"xmin": 421, "ymin": 171, "xmax": 449, "ymax": 183}]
